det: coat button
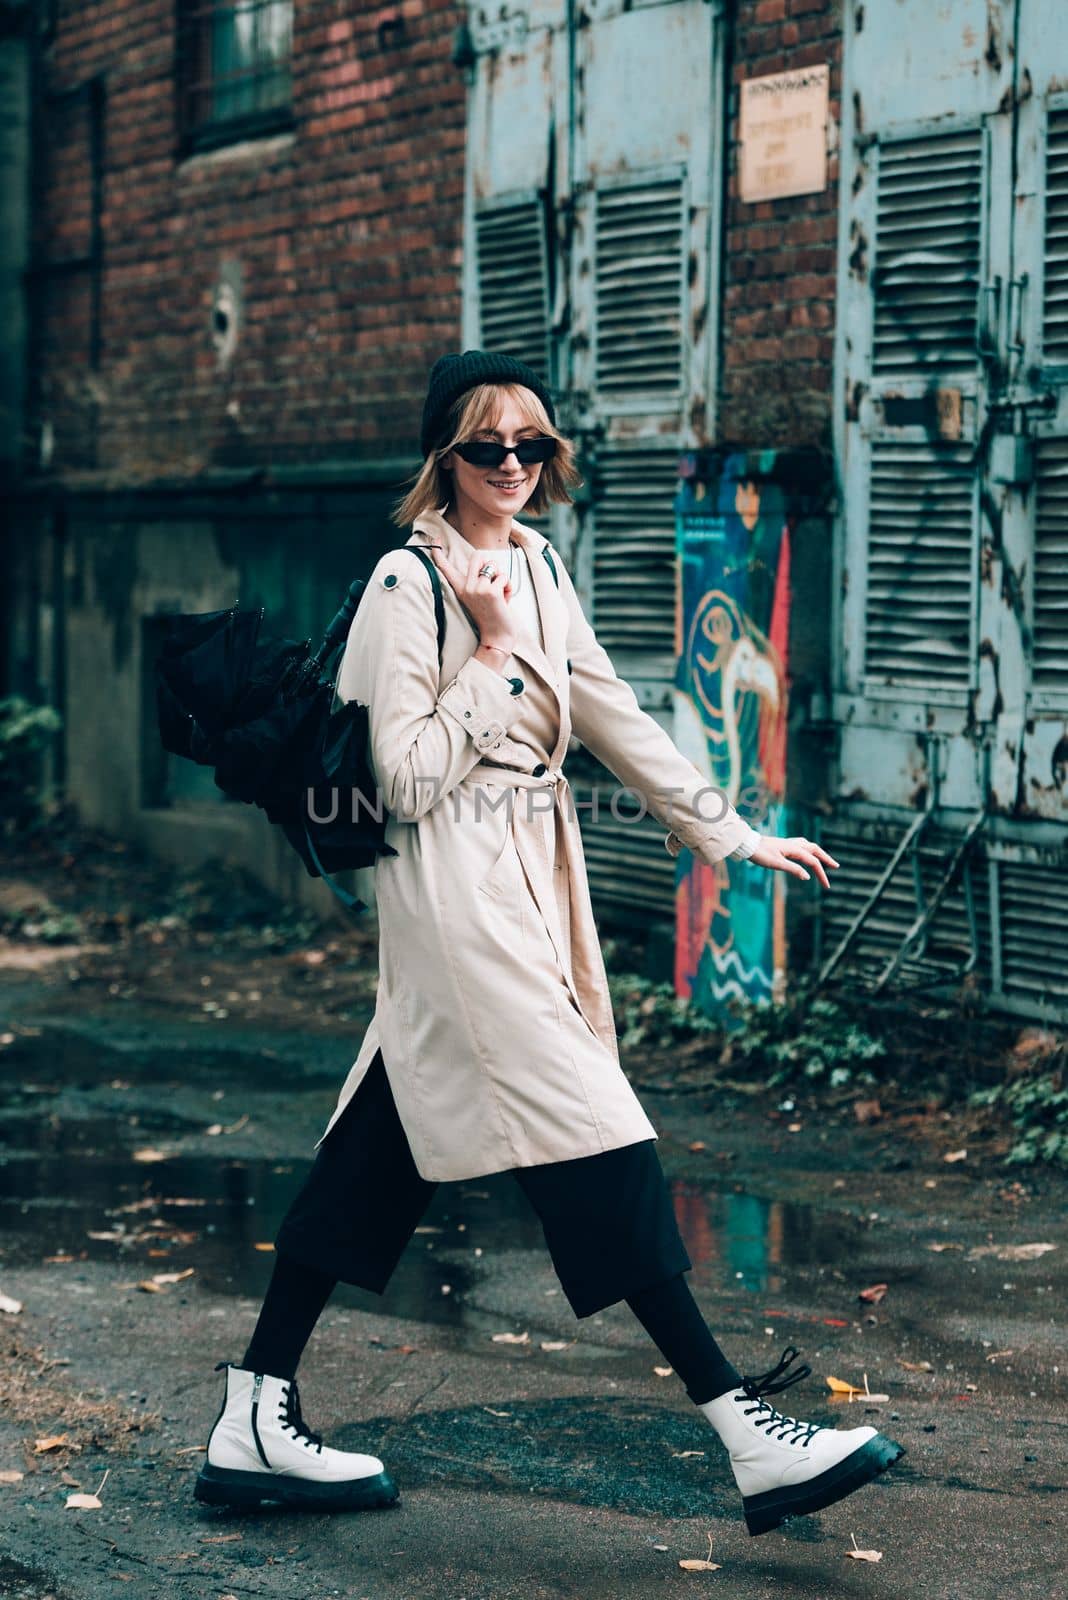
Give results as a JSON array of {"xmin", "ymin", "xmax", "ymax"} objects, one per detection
[
  {"xmin": 532, "ymin": 762, "xmax": 547, "ymax": 776},
  {"xmin": 382, "ymin": 573, "xmax": 398, "ymax": 588},
  {"xmin": 508, "ymin": 676, "xmax": 524, "ymax": 695}
]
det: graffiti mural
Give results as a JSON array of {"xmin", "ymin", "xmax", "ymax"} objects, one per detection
[{"xmin": 674, "ymin": 451, "xmax": 792, "ymax": 1020}]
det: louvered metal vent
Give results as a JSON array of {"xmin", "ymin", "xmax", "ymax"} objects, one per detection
[
  {"xmin": 475, "ymin": 199, "xmax": 551, "ymax": 381},
  {"xmin": 816, "ymin": 818, "xmax": 994, "ymax": 993},
  {"xmin": 998, "ymin": 859, "xmax": 1068, "ymax": 1006},
  {"xmin": 594, "ymin": 177, "xmax": 685, "ymax": 396},
  {"xmin": 569, "ymin": 755, "xmax": 676, "ymax": 924},
  {"xmin": 1034, "ymin": 435, "xmax": 1068, "ymax": 687},
  {"xmin": 872, "ymin": 129, "xmax": 982, "ymax": 378},
  {"xmin": 591, "ymin": 448, "xmax": 679, "ymax": 662},
  {"xmin": 863, "ymin": 439, "xmax": 975, "ymax": 687},
  {"xmin": 1043, "ymin": 108, "xmax": 1068, "ymax": 363}
]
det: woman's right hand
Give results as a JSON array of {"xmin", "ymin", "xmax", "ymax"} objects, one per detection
[{"xmin": 427, "ymin": 545, "xmax": 515, "ymax": 656}]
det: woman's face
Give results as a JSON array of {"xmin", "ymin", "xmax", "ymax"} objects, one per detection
[{"xmin": 440, "ymin": 395, "xmax": 546, "ymax": 518}]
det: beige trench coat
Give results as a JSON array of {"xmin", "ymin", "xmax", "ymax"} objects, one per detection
[{"xmin": 314, "ymin": 507, "xmax": 760, "ymax": 1181}]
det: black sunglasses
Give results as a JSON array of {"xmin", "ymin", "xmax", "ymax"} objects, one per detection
[{"xmin": 451, "ymin": 436, "xmax": 558, "ymax": 469}]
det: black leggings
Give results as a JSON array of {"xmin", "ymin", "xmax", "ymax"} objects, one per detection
[{"xmin": 242, "ymin": 1250, "xmax": 742, "ymax": 1405}]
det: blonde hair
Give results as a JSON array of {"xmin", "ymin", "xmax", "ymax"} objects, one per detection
[{"xmin": 392, "ymin": 381, "xmax": 584, "ymax": 528}]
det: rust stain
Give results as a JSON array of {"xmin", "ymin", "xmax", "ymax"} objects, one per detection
[
  {"xmin": 979, "ymin": 638, "xmax": 1004, "ymax": 720},
  {"xmin": 979, "ymin": 539, "xmax": 994, "ymax": 585},
  {"xmin": 848, "ymin": 219, "xmax": 868, "ymax": 282},
  {"xmin": 985, "ymin": 2, "xmax": 1002, "ymax": 72},
  {"xmin": 845, "ymin": 379, "xmax": 867, "ymax": 423}
]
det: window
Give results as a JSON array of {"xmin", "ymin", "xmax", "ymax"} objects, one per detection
[{"xmin": 177, "ymin": 0, "xmax": 294, "ymax": 156}]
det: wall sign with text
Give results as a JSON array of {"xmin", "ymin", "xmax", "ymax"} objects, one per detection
[{"xmin": 739, "ymin": 64, "xmax": 830, "ymax": 203}]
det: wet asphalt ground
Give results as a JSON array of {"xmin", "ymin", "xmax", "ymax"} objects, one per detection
[{"xmin": 0, "ymin": 964, "xmax": 1065, "ymax": 1600}]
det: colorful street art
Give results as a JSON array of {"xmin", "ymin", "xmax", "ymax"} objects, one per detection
[{"xmin": 674, "ymin": 451, "xmax": 792, "ymax": 1021}]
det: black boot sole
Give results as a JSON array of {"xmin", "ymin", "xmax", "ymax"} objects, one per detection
[
  {"xmin": 194, "ymin": 1462, "xmax": 399, "ymax": 1512},
  {"xmin": 743, "ymin": 1433, "xmax": 905, "ymax": 1537}
]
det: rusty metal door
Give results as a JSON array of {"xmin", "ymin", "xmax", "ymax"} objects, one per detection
[
  {"xmin": 462, "ymin": 0, "xmax": 726, "ymax": 926},
  {"xmin": 832, "ymin": 0, "xmax": 1068, "ymax": 1017}
]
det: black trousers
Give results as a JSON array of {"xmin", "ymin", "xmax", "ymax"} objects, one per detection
[{"xmin": 274, "ymin": 1051, "xmax": 691, "ymax": 1319}]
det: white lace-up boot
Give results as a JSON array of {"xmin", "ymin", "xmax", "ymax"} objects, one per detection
[
  {"xmin": 699, "ymin": 1346, "xmax": 904, "ymax": 1536},
  {"xmin": 194, "ymin": 1362, "xmax": 398, "ymax": 1511}
]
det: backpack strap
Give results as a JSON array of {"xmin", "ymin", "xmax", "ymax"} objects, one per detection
[
  {"xmin": 542, "ymin": 545, "xmax": 559, "ymax": 587},
  {"xmin": 405, "ymin": 545, "xmax": 446, "ymax": 663}
]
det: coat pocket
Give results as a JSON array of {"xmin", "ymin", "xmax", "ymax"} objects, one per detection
[{"xmin": 474, "ymin": 789, "xmax": 521, "ymax": 900}]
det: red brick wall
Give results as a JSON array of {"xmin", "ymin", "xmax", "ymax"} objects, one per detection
[
  {"xmin": 720, "ymin": 0, "xmax": 842, "ymax": 450},
  {"xmin": 30, "ymin": 1, "xmax": 466, "ymax": 479}
]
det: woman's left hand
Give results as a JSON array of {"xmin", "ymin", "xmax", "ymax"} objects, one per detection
[{"xmin": 747, "ymin": 836, "xmax": 839, "ymax": 888}]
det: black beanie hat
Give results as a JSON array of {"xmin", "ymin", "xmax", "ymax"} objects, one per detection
[{"xmin": 420, "ymin": 349, "xmax": 556, "ymax": 458}]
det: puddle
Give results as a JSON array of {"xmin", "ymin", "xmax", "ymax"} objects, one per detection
[
  {"xmin": 0, "ymin": 1139, "xmax": 856, "ymax": 1327},
  {"xmin": 0, "ymin": 1025, "xmax": 862, "ymax": 1330}
]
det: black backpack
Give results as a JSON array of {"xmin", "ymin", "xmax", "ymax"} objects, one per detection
[{"xmin": 156, "ymin": 542, "xmax": 559, "ymax": 915}]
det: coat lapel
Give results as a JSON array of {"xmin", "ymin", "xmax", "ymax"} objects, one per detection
[{"xmin": 410, "ymin": 508, "xmax": 567, "ymax": 721}]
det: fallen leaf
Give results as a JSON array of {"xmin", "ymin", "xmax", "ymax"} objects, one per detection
[
  {"xmin": 853, "ymin": 1098, "xmax": 882, "ymax": 1124},
  {"xmin": 826, "ymin": 1375, "xmax": 890, "ymax": 1404},
  {"xmin": 985, "ymin": 1349, "xmax": 1014, "ymax": 1362},
  {"xmin": 44, "ymin": 1254, "xmax": 75, "ymax": 1263},
  {"xmin": 491, "ymin": 1331, "xmax": 529, "ymax": 1344},
  {"xmin": 173, "ymin": 1445, "xmax": 206, "ymax": 1455},
  {"xmin": 900, "ymin": 1360, "xmax": 934, "ymax": 1372},
  {"xmin": 132, "ymin": 1148, "xmax": 170, "ymax": 1163},
  {"xmin": 672, "ymin": 1450, "xmax": 706, "ymax": 1459},
  {"xmin": 858, "ymin": 1283, "xmax": 888, "ymax": 1304},
  {"xmin": 943, "ymin": 1149, "xmax": 968, "ymax": 1163},
  {"xmin": 845, "ymin": 1532, "xmax": 882, "ymax": 1562},
  {"xmin": 653, "ymin": 1543, "xmax": 669, "ymax": 1551},
  {"xmin": 150, "ymin": 1268, "xmax": 195, "ymax": 1285},
  {"xmin": 967, "ymin": 1242, "xmax": 1056, "ymax": 1262},
  {"xmin": 253, "ymin": 1242, "xmax": 275, "ymax": 1252},
  {"xmin": 482, "ymin": 1408, "xmax": 511, "ymax": 1418},
  {"xmin": 679, "ymin": 1532, "xmax": 721, "ymax": 1572},
  {"xmin": 0, "ymin": 1292, "xmax": 23, "ymax": 1315},
  {"xmin": 653, "ymin": 1365, "xmax": 674, "ymax": 1378},
  {"xmin": 0, "ymin": 1469, "xmax": 25, "ymax": 1483},
  {"xmin": 135, "ymin": 1280, "xmax": 165, "ymax": 1294},
  {"xmin": 540, "ymin": 1340, "xmax": 571, "ymax": 1351},
  {"xmin": 199, "ymin": 1531, "xmax": 242, "ymax": 1544},
  {"xmin": 66, "ymin": 1469, "xmax": 108, "ymax": 1511},
  {"xmin": 688, "ymin": 1141, "xmax": 707, "ymax": 1153},
  {"xmin": 204, "ymin": 1124, "xmax": 224, "ymax": 1136},
  {"xmin": 928, "ymin": 1242, "xmax": 964, "ymax": 1252},
  {"xmin": 35, "ymin": 1434, "xmax": 71, "ymax": 1453}
]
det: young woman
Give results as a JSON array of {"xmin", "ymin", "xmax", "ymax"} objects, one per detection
[{"xmin": 196, "ymin": 350, "xmax": 903, "ymax": 1536}]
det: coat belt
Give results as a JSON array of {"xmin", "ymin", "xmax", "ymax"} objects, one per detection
[{"xmin": 465, "ymin": 761, "xmax": 601, "ymax": 1032}]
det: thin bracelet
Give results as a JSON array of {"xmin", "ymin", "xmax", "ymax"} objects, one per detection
[{"xmin": 479, "ymin": 641, "xmax": 510, "ymax": 657}]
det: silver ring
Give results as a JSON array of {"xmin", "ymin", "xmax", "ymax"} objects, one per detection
[{"xmin": 478, "ymin": 563, "xmax": 498, "ymax": 579}]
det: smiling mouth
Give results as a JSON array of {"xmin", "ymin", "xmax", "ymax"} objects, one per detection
[{"xmin": 488, "ymin": 479, "xmax": 526, "ymax": 489}]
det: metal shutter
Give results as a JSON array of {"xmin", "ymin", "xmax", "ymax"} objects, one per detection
[
  {"xmin": 1033, "ymin": 436, "xmax": 1068, "ymax": 688},
  {"xmin": 997, "ymin": 858, "xmax": 1068, "ymax": 1006},
  {"xmin": 1043, "ymin": 108, "xmax": 1068, "ymax": 363},
  {"xmin": 872, "ymin": 129, "xmax": 982, "ymax": 379},
  {"xmin": 475, "ymin": 198, "xmax": 551, "ymax": 382},
  {"xmin": 590, "ymin": 446, "xmax": 679, "ymax": 663},
  {"xmin": 864, "ymin": 439, "xmax": 976, "ymax": 687},
  {"xmin": 594, "ymin": 175, "xmax": 686, "ymax": 398}
]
